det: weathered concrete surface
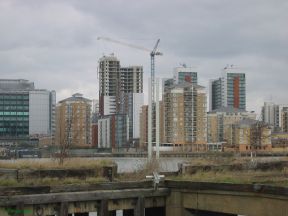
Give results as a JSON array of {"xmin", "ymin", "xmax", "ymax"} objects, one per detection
[
  {"xmin": 0, "ymin": 188, "xmax": 169, "ymax": 206},
  {"xmin": 166, "ymin": 191, "xmax": 183, "ymax": 216},
  {"xmin": 0, "ymin": 185, "xmax": 50, "ymax": 196},
  {"xmin": 182, "ymin": 191, "xmax": 288, "ymax": 216},
  {"xmin": 0, "ymin": 168, "xmax": 18, "ymax": 179},
  {"xmin": 0, "ymin": 181, "xmax": 288, "ymax": 216},
  {"xmin": 108, "ymin": 197, "xmax": 165, "ymax": 211},
  {"xmin": 167, "ymin": 181, "xmax": 288, "ymax": 216},
  {"xmin": 135, "ymin": 197, "xmax": 144, "ymax": 216},
  {"xmin": 165, "ymin": 181, "xmax": 288, "ymax": 196},
  {"xmin": 0, "ymin": 180, "xmax": 160, "ymax": 196},
  {"xmin": 0, "ymin": 190, "xmax": 167, "ymax": 215},
  {"xmin": 0, "ymin": 165, "xmax": 117, "ymax": 181}
]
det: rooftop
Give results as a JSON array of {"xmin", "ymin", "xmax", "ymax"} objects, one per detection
[
  {"xmin": 166, "ymin": 82, "xmax": 205, "ymax": 90},
  {"xmin": 59, "ymin": 93, "xmax": 91, "ymax": 103},
  {"xmin": 210, "ymin": 106, "xmax": 247, "ymax": 113}
]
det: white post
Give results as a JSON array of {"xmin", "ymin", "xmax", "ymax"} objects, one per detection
[
  {"xmin": 148, "ymin": 78, "xmax": 152, "ymax": 160},
  {"xmin": 156, "ymin": 78, "xmax": 160, "ymax": 159}
]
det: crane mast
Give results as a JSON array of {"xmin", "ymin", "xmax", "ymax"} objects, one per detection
[
  {"xmin": 150, "ymin": 39, "xmax": 161, "ymax": 107},
  {"xmin": 148, "ymin": 39, "xmax": 161, "ymax": 160}
]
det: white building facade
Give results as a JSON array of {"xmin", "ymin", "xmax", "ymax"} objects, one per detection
[
  {"xmin": 98, "ymin": 117, "xmax": 111, "ymax": 148},
  {"xmin": 262, "ymin": 102, "xmax": 288, "ymax": 132},
  {"xmin": 29, "ymin": 90, "xmax": 56, "ymax": 136}
]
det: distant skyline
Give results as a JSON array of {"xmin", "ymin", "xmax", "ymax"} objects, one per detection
[{"xmin": 0, "ymin": 0, "xmax": 287, "ymax": 116}]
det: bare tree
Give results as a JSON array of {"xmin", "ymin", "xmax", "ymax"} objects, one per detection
[
  {"xmin": 58, "ymin": 104, "xmax": 78, "ymax": 165},
  {"xmin": 250, "ymin": 121, "xmax": 271, "ymax": 151}
]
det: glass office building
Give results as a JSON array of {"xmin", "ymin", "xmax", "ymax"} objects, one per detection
[
  {"xmin": 0, "ymin": 93, "xmax": 29, "ymax": 137},
  {"xmin": 0, "ymin": 79, "xmax": 56, "ymax": 145}
]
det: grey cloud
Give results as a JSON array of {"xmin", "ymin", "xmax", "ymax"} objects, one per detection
[
  {"xmin": 0, "ymin": 0, "xmax": 287, "ymax": 112},
  {"xmin": 0, "ymin": 0, "xmax": 98, "ymax": 50}
]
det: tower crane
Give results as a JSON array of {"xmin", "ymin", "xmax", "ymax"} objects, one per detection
[{"xmin": 97, "ymin": 37, "xmax": 162, "ymax": 160}]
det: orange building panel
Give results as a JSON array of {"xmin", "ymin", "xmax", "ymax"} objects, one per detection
[{"xmin": 233, "ymin": 76, "xmax": 240, "ymax": 108}]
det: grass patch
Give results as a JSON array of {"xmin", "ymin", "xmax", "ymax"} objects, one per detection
[
  {"xmin": 0, "ymin": 158, "xmax": 115, "ymax": 170},
  {"xmin": 167, "ymin": 169, "xmax": 288, "ymax": 186},
  {"xmin": 0, "ymin": 176, "xmax": 109, "ymax": 187},
  {"xmin": 0, "ymin": 178, "xmax": 19, "ymax": 186},
  {"xmin": 0, "ymin": 158, "xmax": 115, "ymax": 186},
  {"xmin": 187, "ymin": 156, "xmax": 288, "ymax": 166}
]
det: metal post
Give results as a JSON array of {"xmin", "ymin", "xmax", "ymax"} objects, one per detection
[
  {"xmin": 148, "ymin": 78, "xmax": 152, "ymax": 160},
  {"xmin": 151, "ymin": 55, "xmax": 155, "ymax": 106},
  {"xmin": 156, "ymin": 78, "xmax": 160, "ymax": 159}
]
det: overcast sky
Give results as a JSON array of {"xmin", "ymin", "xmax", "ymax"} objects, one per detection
[{"xmin": 0, "ymin": 0, "xmax": 287, "ymax": 116}]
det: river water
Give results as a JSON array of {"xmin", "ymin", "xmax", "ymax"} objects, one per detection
[
  {"xmin": 106, "ymin": 157, "xmax": 187, "ymax": 173},
  {"xmin": 1, "ymin": 156, "xmax": 283, "ymax": 173},
  {"xmin": 0, "ymin": 157, "xmax": 189, "ymax": 173}
]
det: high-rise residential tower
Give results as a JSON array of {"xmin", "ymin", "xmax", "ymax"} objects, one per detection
[
  {"xmin": 98, "ymin": 55, "xmax": 143, "ymax": 115},
  {"xmin": 98, "ymin": 55, "xmax": 120, "ymax": 116},
  {"xmin": 0, "ymin": 79, "xmax": 56, "ymax": 145},
  {"xmin": 120, "ymin": 66, "xmax": 143, "ymax": 93},
  {"xmin": 174, "ymin": 66, "xmax": 198, "ymax": 85},
  {"xmin": 164, "ymin": 82, "xmax": 207, "ymax": 148},
  {"xmin": 209, "ymin": 66, "xmax": 246, "ymax": 111},
  {"xmin": 120, "ymin": 66, "xmax": 144, "ymax": 143},
  {"xmin": 98, "ymin": 54, "xmax": 144, "ymax": 147}
]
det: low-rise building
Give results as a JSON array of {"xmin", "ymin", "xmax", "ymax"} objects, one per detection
[
  {"xmin": 231, "ymin": 119, "xmax": 272, "ymax": 152},
  {"xmin": 281, "ymin": 109, "xmax": 288, "ymax": 132},
  {"xmin": 55, "ymin": 93, "xmax": 91, "ymax": 147},
  {"xmin": 271, "ymin": 132, "xmax": 288, "ymax": 151},
  {"xmin": 97, "ymin": 114, "xmax": 129, "ymax": 149},
  {"xmin": 262, "ymin": 102, "xmax": 288, "ymax": 132},
  {"xmin": 207, "ymin": 107, "xmax": 256, "ymax": 144}
]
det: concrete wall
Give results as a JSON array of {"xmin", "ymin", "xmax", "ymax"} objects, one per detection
[
  {"xmin": 166, "ymin": 181, "xmax": 288, "ymax": 216},
  {"xmin": 1, "ymin": 181, "xmax": 288, "ymax": 216}
]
